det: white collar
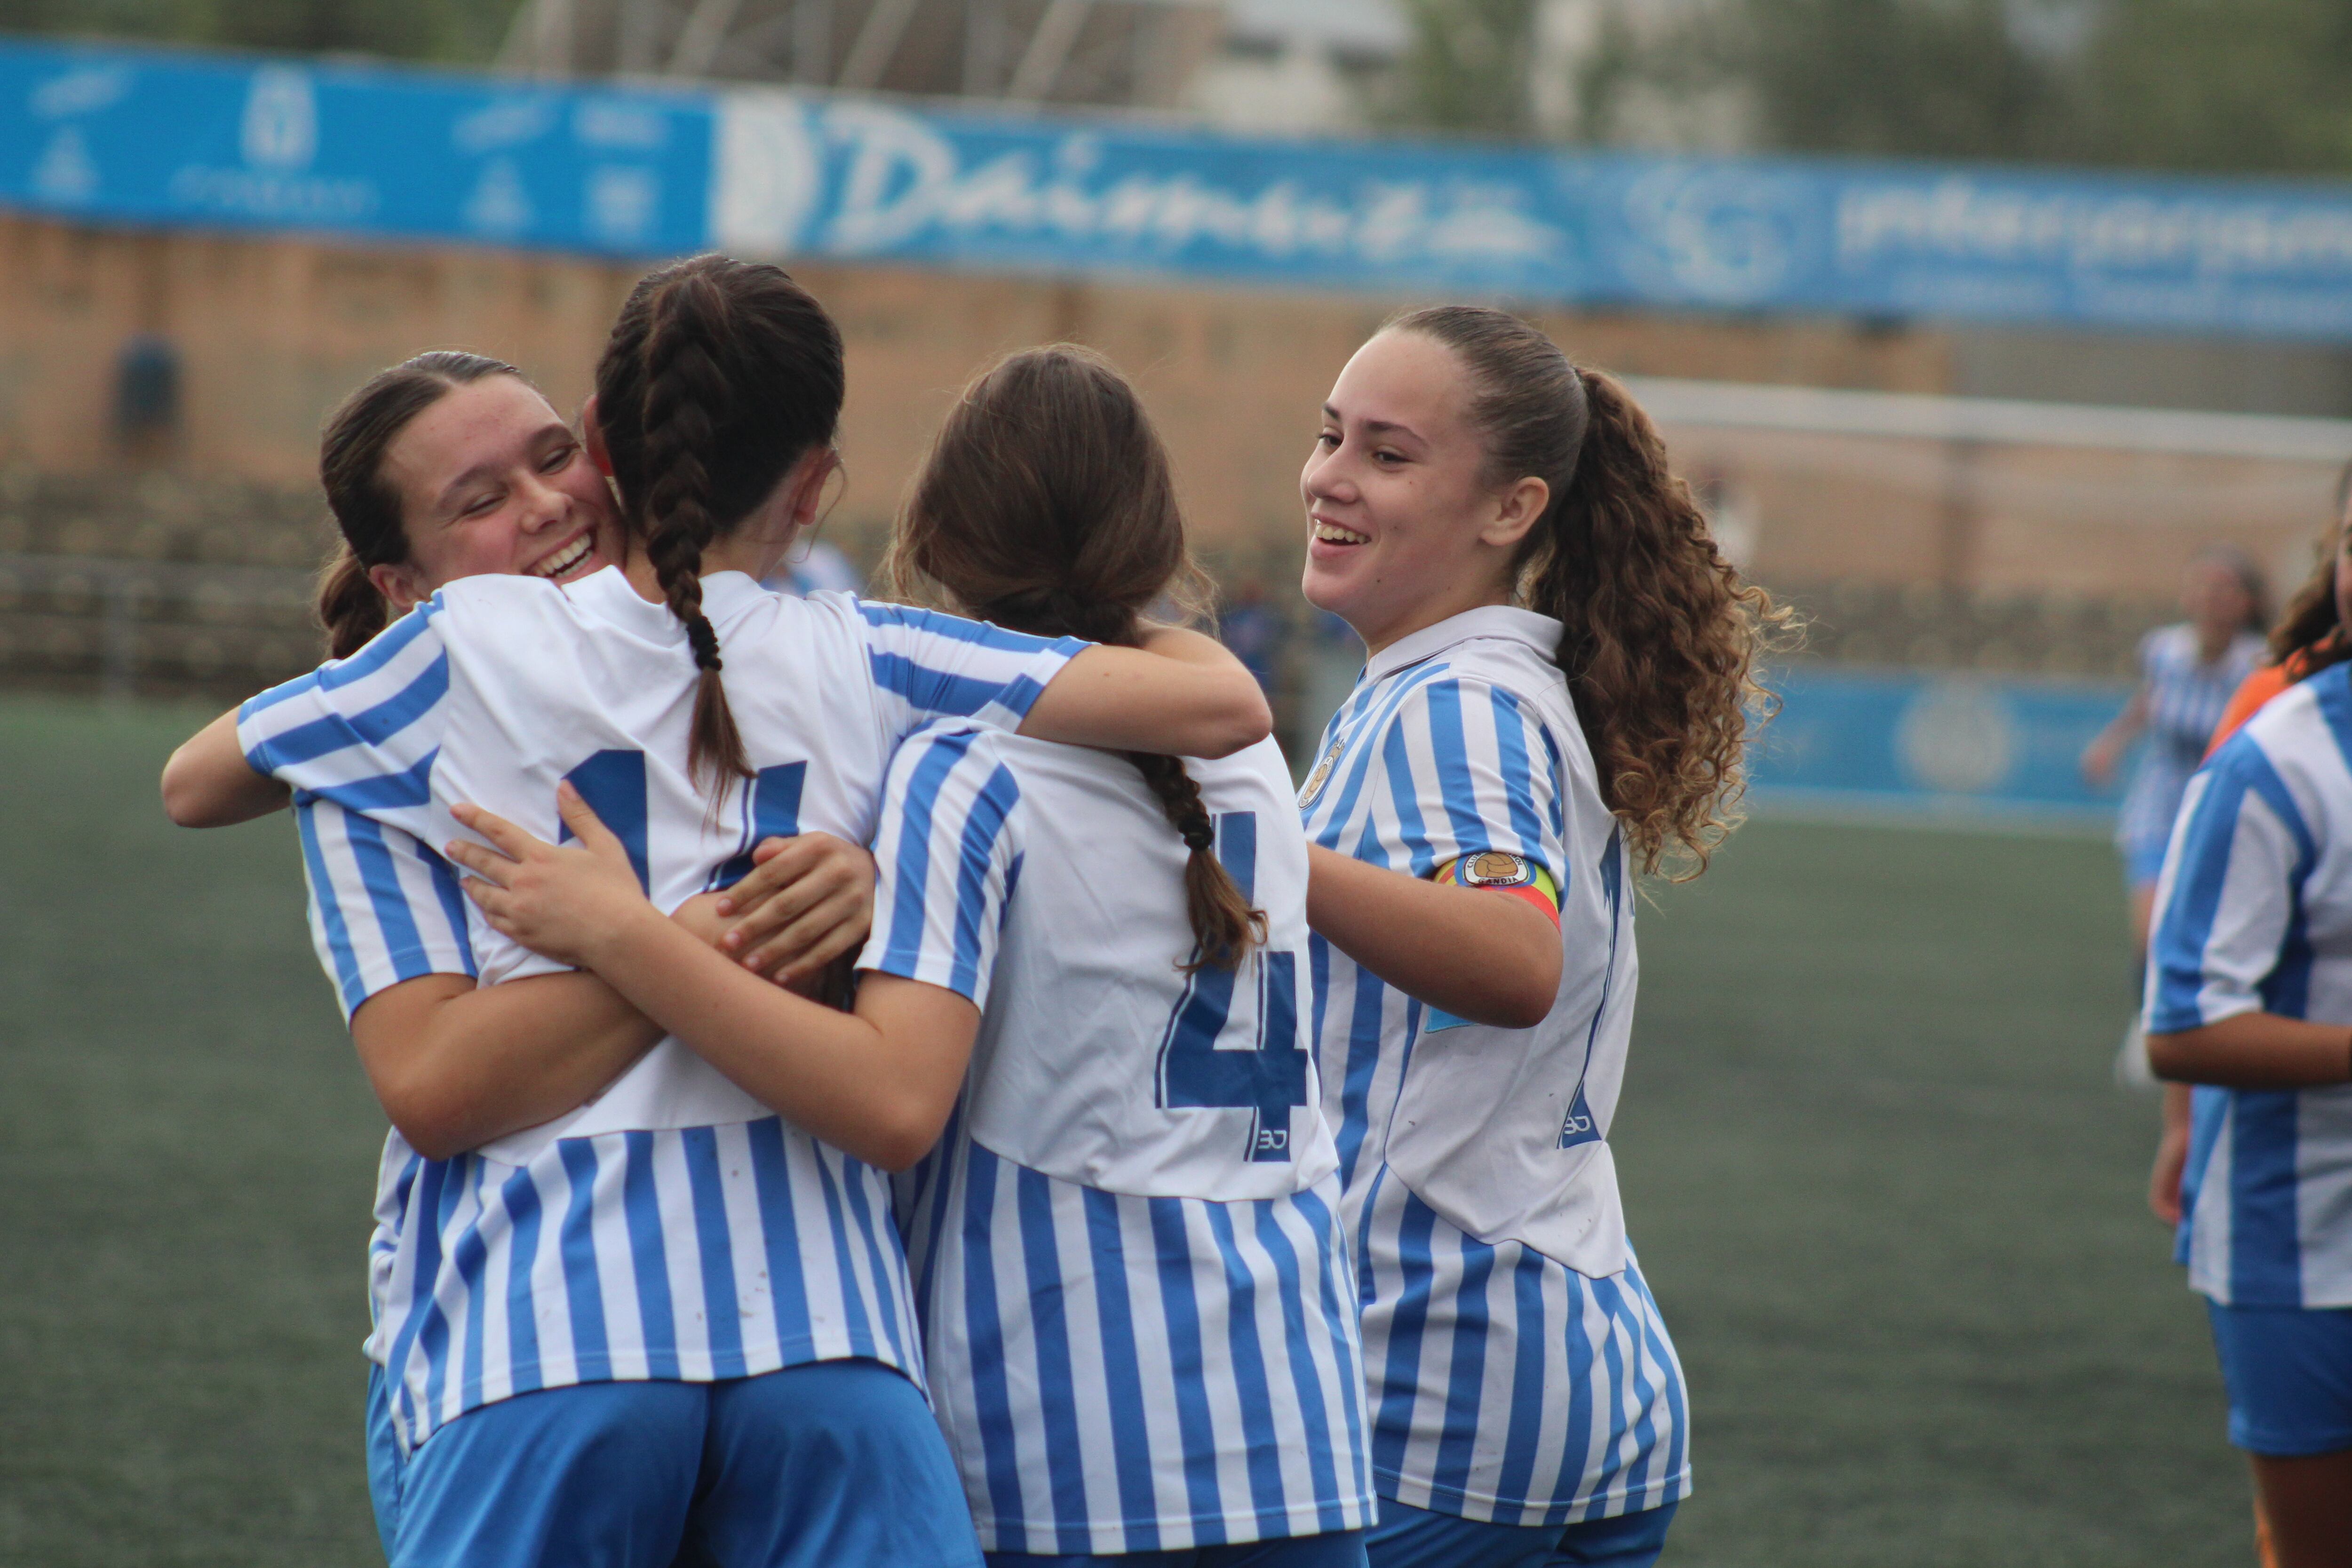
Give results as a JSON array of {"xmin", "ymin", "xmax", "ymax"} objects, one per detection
[
  {"xmin": 696, "ymin": 569, "xmax": 771, "ymax": 623},
  {"xmin": 1363, "ymin": 604, "xmax": 1563, "ymax": 683},
  {"xmin": 561, "ymin": 565, "xmax": 770, "ymax": 635}
]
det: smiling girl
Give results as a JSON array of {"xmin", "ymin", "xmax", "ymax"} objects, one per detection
[
  {"xmin": 160, "ymin": 260, "xmax": 1271, "ymax": 1568},
  {"xmin": 1295, "ymin": 309, "xmax": 1788, "ymax": 1568}
]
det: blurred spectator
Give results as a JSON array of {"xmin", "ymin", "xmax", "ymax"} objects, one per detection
[
  {"xmin": 1216, "ymin": 578, "xmax": 1287, "ymax": 692},
  {"xmin": 2082, "ymin": 545, "xmax": 2269, "ymax": 1084},
  {"xmin": 113, "ymin": 333, "xmax": 181, "ymax": 458},
  {"xmin": 763, "ymin": 537, "xmax": 864, "ymax": 598},
  {"xmin": 1692, "ymin": 463, "xmax": 1761, "ymax": 568}
]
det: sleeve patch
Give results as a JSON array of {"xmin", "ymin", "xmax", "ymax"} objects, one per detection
[{"xmin": 1432, "ymin": 852, "xmax": 1561, "ymax": 927}]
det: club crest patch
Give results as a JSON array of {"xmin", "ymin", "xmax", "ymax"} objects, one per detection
[
  {"xmin": 1462, "ymin": 851, "xmax": 1534, "ymax": 888},
  {"xmin": 1298, "ymin": 738, "xmax": 1344, "ymax": 806}
]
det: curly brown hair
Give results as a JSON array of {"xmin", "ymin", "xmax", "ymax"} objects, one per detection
[{"xmin": 1388, "ymin": 306, "xmax": 1799, "ymax": 879}]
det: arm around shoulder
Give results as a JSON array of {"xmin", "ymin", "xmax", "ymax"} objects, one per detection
[
  {"xmin": 350, "ymin": 971, "xmax": 665, "ymax": 1160},
  {"xmin": 1020, "ymin": 626, "xmax": 1271, "ymax": 759},
  {"xmin": 161, "ymin": 706, "xmax": 290, "ymax": 827}
]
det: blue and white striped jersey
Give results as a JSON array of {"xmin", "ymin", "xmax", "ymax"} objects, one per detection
[
  {"xmin": 1297, "ymin": 605, "xmax": 1688, "ymax": 1526},
  {"xmin": 2146, "ymin": 660, "xmax": 2352, "ymax": 1309},
  {"xmin": 2118, "ymin": 624, "xmax": 2265, "ymax": 860},
  {"xmin": 294, "ymin": 797, "xmax": 476, "ymax": 1020},
  {"xmin": 238, "ymin": 565, "xmax": 1083, "ymax": 1453},
  {"xmin": 862, "ymin": 723, "xmax": 1377, "ymax": 1554}
]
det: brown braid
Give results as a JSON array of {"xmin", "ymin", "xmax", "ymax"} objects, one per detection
[
  {"xmin": 885, "ymin": 345, "xmax": 1264, "ymax": 971},
  {"xmin": 595, "ymin": 255, "xmax": 845, "ymax": 790},
  {"xmin": 636, "ymin": 269, "xmax": 750, "ymax": 785},
  {"xmin": 1127, "ymin": 750, "xmax": 1268, "ymax": 972}
]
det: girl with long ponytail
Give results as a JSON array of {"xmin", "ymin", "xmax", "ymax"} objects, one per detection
[
  {"xmin": 1296, "ymin": 307, "xmax": 1791, "ymax": 1568},
  {"xmin": 167, "ymin": 255, "xmax": 1273, "ymax": 1568}
]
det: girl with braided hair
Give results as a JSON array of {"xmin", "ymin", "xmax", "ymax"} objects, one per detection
[
  {"xmin": 1297, "ymin": 308, "xmax": 1792, "ymax": 1568},
  {"xmin": 472, "ymin": 342, "xmax": 1378, "ymax": 1568},
  {"xmin": 165, "ymin": 256, "xmax": 1272, "ymax": 1568}
]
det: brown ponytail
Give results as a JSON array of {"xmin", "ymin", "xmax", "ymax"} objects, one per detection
[
  {"xmin": 316, "ymin": 543, "xmax": 390, "ymax": 659},
  {"xmin": 1388, "ymin": 306, "xmax": 1798, "ymax": 880},
  {"xmin": 884, "ymin": 345, "xmax": 1265, "ymax": 971},
  {"xmin": 315, "ymin": 350, "xmax": 525, "ymax": 659},
  {"xmin": 595, "ymin": 255, "xmax": 844, "ymax": 788}
]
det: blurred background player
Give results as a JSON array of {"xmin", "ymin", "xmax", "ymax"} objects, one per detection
[
  {"xmin": 1294, "ymin": 306, "xmax": 1788, "ymax": 1568},
  {"xmin": 2083, "ymin": 546, "xmax": 2270, "ymax": 1085}
]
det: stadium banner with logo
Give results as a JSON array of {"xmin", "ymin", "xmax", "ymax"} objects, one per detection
[
  {"xmin": 11, "ymin": 36, "xmax": 2352, "ymax": 338},
  {"xmin": 1751, "ymin": 667, "xmax": 2134, "ymax": 828}
]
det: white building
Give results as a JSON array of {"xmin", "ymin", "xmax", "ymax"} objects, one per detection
[{"xmin": 1185, "ymin": 0, "xmax": 1411, "ymax": 135}]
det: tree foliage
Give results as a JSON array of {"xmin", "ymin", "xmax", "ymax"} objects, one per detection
[
  {"xmin": 0, "ymin": 0, "xmax": 522, "ymax": 64},
  {"xmin": 1402, "ymin": 0, "xmax": 2352, "ymax": 175},
  {"xmin": 1394, "ymin": 0, "xmax": 1542, "ymax": 138}
]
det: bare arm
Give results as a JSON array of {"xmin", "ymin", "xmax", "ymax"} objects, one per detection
[
  {"xmin": 162, "ymin": 707, "xmax": 291, "ymax": 827},
  {"xmin": 2149, "ymin": 1081, "xmax": 2192, "ymax": 1225},
  {"xmin": 1305, "ymin": 844, "xmax": 1562, "ymax": 1030},
  {"xmin": 352, "ymin": 971, "xmax": 667, "ymax": 1160},
  {"xmin": 1020, "ymin": 626, "xmax": 1271, "ymax": 760},
  {"xmin": 2081, "ymin": 685, "xmax": 2150, "ymax": 788},
  {"xmin": 2148, "ymin": 1012, "xmax": 2352, "ymax": 1090},
  {"xmin": 449, "ymin": 790, "xmax": 977, "ymax": 1171}
]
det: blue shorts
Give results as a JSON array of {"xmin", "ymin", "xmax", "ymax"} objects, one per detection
[
  {"xmin": 1364, "ymin": 1498, "xmax": 1678, "ymax": 1568},
  {"xmin": 986, "ymin": 1532, "xmax": 1367, "ymax": 1568},
  {"xmin": 2207, "ymin": 1299, "xmax": 2352, "ymax": 1457},
  {"xmin": 366, "ymin": 1359, "xmax": 983, "ymax": 1568}
]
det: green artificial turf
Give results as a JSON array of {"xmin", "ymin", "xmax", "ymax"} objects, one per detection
[
  {"xmin": 0, "ymin": 696, "xmax": 2251, "ymax": 1566},
  {"xmin": 1623, "ymin": 816, "xmax": 2248, "ymax": 1566}
]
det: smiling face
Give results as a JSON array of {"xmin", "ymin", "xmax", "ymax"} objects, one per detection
[
  {"xmin": 370, "ymin": 375, "xmax": 620, "ymax": 613},
  {"xmin": 1299, "ymin": 330, "xmax": 1549, "ymax": 654}
]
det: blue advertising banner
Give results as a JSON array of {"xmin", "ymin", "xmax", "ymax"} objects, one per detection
[
  {"xmin": 1750, "ymin": 667, "xmax": 2133, "ymax": 828},
  {"xmin": 3, "ymin": 40, "xmax": 712, "ymax": 255},
  {"xmin": 8, "ymin": 35, "xmax": 2352, "ymax": 340}
]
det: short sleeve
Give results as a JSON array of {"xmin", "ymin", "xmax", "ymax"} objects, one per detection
[
  {"xmin": 237, "ymin": 598, "xmax": 452, "ymax": 829},
  {"xmin": 294, "ymin": 799, "xmax": 479, "ymax": 1021},
  {"xmin": 854, "ymin": 599, "xmax": 1086, "ymax": 741},
  {"xmin": 2145, "ymin": 740, "xmax": 2316, "ymax": 1034},
  {"xmin": 1366, "ymin": 676, "xmax": 1568, "ymax": 884},
  {"xmin": 856, "ymin": 722, "xmax": 1025, "ymax": 1011}
]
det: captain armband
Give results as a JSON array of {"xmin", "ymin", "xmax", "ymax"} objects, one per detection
[{"xmin": 1429, "ymin": 851, "xmax": 1561, "ymax": 929}]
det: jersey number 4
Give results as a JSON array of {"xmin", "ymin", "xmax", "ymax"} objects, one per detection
[{"xmin": 1154, "ymin": 811, "xmax": 1310, "ymax": 1163}]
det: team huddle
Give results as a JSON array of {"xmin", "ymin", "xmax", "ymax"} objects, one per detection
[{"xmin": 159, "ymin": 256, "xmax": 1779, "ymax": 1568}]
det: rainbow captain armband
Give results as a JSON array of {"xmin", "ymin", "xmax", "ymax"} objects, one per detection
[
  {"xmin": 1419, "ymin": 851, "xmax": 1562, "ymax": 1035},
  {"xmin": 1432, "ymin": 851, "xmax": 1561, "ymax": 928}
]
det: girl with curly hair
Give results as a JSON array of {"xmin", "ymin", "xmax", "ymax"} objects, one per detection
[{"xmin": 1294, "ymin": 307, "xmax": 1789, "ymax": 1568}]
